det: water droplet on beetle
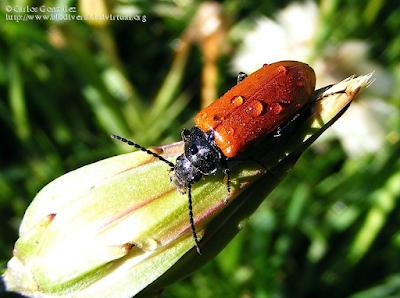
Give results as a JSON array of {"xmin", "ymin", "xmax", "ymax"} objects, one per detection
[
  {"xmin": 270, "ymin": 102, "xmax": 283, "ymax": 114},
  {"xmin": 245, "ymin": 100, "xmax": 264, "ymax": 117},
  {"xmin": 277, "ymin": 65, "xmax": 287, "ymax": 74},
  {"xmin": 231, "ymin": 96, "xmax": 244, "ymax": 106}
]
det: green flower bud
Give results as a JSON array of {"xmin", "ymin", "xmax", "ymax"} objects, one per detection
[{"xmin": 3, "ymin": 74, "xmax": 373, "ymax": 297}]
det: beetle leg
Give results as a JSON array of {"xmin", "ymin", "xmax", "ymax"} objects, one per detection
[
  {"xmin": 237, "ymin": 72, "xmax": 248, "ymax": 84},
  {"xmin": 222, "ymin": 162, "xmax": 230, "ymax": 204},
  {"xmin": 315, "ymin": 89, "xmax": 347, "ymax": 102}
]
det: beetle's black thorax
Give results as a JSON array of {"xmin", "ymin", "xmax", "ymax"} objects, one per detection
[{"xmin": 170, "ymin": 126, "xmax": 224, "ymax": 194}]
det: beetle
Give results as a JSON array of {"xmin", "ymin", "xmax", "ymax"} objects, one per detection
[{"xmin": 111, "ymin": 60, "xmax": 316, "ymax": 254}]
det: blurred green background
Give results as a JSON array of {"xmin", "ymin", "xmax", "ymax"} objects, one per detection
[{"xmin": 1, "ymin": 0, "xmax": 400, "ymax": 297}]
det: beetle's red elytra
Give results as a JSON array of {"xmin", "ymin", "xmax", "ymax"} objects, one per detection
[
  {"xmin": 111, "ymin": 60, "xmax": 316, "ymax": 254},
  {"xmin": 195, "ymin": 61, "xmax": 316, "ymax": 157}
]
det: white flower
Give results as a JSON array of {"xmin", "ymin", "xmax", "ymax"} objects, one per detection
[{"xmin": 232, "ymin": 1, "xmax": 318, "ymax": 72}]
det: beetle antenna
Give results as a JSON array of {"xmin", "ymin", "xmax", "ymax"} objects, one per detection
[
  {"xmin": 187, "ymin": 184, "xmax": 201, "ymax": 255},
  {"xmin": 111, "ymin": 134, "xmax": 175, "ymax": 169}
]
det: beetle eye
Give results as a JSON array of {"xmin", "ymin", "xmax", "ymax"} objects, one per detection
[{"xmin": 188, "ymin": 145, "xmax": 198, "ymax": 155}]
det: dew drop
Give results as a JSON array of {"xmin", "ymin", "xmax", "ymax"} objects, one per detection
[
  {"xmin": 245, "ymin": 100, "xmax": 264, "ymax": 117},
  {"xmin": 238, "ymin": 219, "xmax": 248, "ymax": 229},
  {"xmin": 270, "ymin": 102, "xmax": 283, "ymax": 115},
  {"xmin": 139, "ymin": 236, "xmax": 159, "ymax": 251},
  {"xmin": 231, "ymin": 96, "xmax": 244, "ymax": 107},
  {"xmin": 277, "ymin": 65, "xmax": 287, "ymax": 74}
]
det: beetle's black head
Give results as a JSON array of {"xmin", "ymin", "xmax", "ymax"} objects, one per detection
[{"xmin": 170, "ymin": 126, "xmax": 224, "ymax": 193}]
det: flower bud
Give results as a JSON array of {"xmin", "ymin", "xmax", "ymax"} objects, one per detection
[{"xmin": 3, "ymin": 74, "xmax": 373, "ymax": 297}]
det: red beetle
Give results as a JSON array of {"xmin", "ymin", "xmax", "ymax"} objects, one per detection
[
  {"xmin": 195, "ymin": 61, "xmax": 316, "ymax": 157},
  {"xmin": 112, "ymin": 61, "xmax": 316, "ymax": 254}
]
